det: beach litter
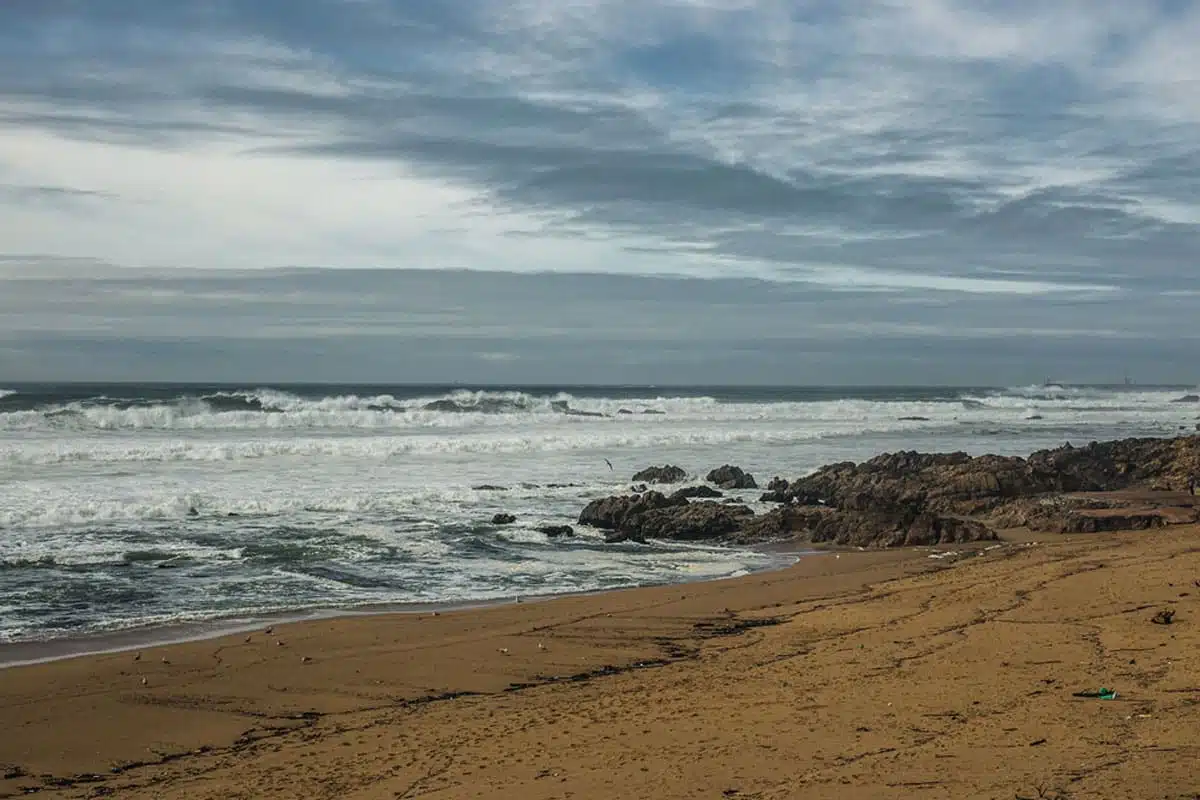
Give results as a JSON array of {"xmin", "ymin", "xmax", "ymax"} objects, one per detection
[
  {"xmin": 1072, "ymin": 688, "xmax": 1118, "ymax": 700},
  {"xmin": 1150, "ymin": 609, "xmax": 1176, "ymax": 625}
]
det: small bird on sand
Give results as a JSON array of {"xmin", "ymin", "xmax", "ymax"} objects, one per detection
[
  {"xmin": 133, "ymin": 652, "xmax": 141, "ymax": 662},
  {"xmin": 498, "ymin": 647, "xmax": 510, "ymax": 655},
  {"xmin": 160, "ymin": 657, "xmax": 170, "ymax": 665},
  {"xmin": 140, "ymin": 677, "xmax": 148, "ymax": 686},
  {"xmin": 244, "ymin": 636, "xmax": 252, "ymax": 643},
  {"xmin": 265, "ymin": 626, "xmax": 274, "ymax": 635},
  {"xmin": 538, "ymin": 641, "xmax": 547, "ymax": 651},
  {"xmin": 301, "ymin": 656, "xmax": 312, "ymax": 663},
  {"xmin": 276, "ymin": 640, "xmax": 286, "ymax": 647}
]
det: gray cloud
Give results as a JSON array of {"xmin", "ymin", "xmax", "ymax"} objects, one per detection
[
  {"xmin": 0, "ymin": 1, "xmax": 1197, "ymax": 382},
  {"xmin": 0, "ymin": 268, "xmax": 1193, "ymax": 385}
]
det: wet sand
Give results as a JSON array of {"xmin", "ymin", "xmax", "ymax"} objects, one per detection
[{"xmin": 2, "ymin": 528, "xmax": 1198, "ymax": 799}]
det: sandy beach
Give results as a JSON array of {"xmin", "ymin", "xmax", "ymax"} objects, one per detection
[{"xmin": 3, "ymin": 522, "xmax": 1198, "ymax": 799}]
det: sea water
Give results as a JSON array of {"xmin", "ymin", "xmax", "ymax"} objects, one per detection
[{"xmin": 1, "ymin": 383, "xmax": 1196, "ymax": 642}]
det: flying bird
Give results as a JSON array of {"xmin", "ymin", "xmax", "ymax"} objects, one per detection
[{"xmin": 604, "ymin": 458, "xmax": 614, "ymax": 471}]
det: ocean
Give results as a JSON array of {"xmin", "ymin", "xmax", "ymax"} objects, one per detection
[{"xmin": 1, "ymin": 382, "xmax": 1197, "ymax": 645}]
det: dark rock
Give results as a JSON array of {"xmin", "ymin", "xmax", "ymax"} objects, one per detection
[
  {"xmin": 671, "ymin": 485, "xmax": 724, "ymax": 501},
  {"xmin": 898, "ymin": 416, "xmax": 930, "ymax": 421},
  {"xmin": 578, "ymin": 491, "xmax": 686, "ymax": 531},
  {"xmin": 636, "ymin": 502, "xmax": 753, "ymax": 541},
  {"xmin": 1172, "ymin": 394, "xmax": 1200, "ymax": 403},
  {"xmin": 759, "ymin": 490, "xmax": 789, "ymax": 503},
  {"xmin": 632, "ymin": 465, "xmax": 688, "ymax": 484},
  {"xmin": 767, "ymin": 476, "xmax": 789, "ymax": 492},
  {"xmin": 492, "ymin": 513, "xmax": 517, "ymax": 525},
  {"xmin": 642, "ymin": 409, "xmax": 666, "ymax": 415},
  {"xmin": 781, "ymin": 437, "xmax": 1200, "ymax": 516},
  {"xmin": 617, "ymin": 408, "xmax": 635, "ymax": 415},
  {"xmin": 630, "ymin": 483, "xmax": 649, "ymax": 493},
  {"xmin": 706, "ymin": 465, "xmax": 758, "ymax": 490},
  {"xmin": 423, "ymin": 399, "xmax": 463, "ymax": 412},
  {"xmin": 551, "ymin": 399, "xmax": 605, "ymax": 417},
  {"xmin": 537, "ymin": 525, "xmax": 575, "ymax": 538},
  {"xmin": 473, "ymin": 484, "xmax": 509, "ymax": 491}
]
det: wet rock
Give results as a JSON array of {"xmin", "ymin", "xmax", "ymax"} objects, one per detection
[
  {"xmin": 636, "ymin": 501, "xmax": 753, "ymax": 541},
  {"xmin": 1172, "ymin": 394, "xmax": 1200, "ymax": 403},
  {"xmin": 632, "ymin": 465, "xmax": 688, "ymax": 484},
  {"xmin": 733, "ymin": 505, "xmax": 994, "ymax": 548},
  {"xmin": 706, "ymin": 465, "xmax": 758, "ymax": 490},
  {"xmin": 473, "ymin": 484, "xmax": 509, "ymax": 491},
  {"xmin": 578, "ymin": 491, "xmax": 686, "ymax": 531},
  {"xmin": 537, "ymin": 525, "xmax": 574, "ymax": 538},
  {"xmin": 898, "ymin": 416, "xmax": 930, "ymax": 421},
  {"xmin": 670, "ymin": 485, "xmax": 724, "ymax": 501},
  {"xmin": 492, "ymin": 513, "xmax": 517, "ymax": 525},
  {"xmin": 780, "ymin": 437, "xmax": 1200, "ymax": 516}
]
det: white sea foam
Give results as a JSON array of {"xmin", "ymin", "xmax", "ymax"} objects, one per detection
[{"xmin": 2, "ymin": 383, "xmax": 1196, "ymax": 643}]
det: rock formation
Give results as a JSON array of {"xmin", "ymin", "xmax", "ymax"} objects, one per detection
[
  {"xmin": 706, "ymin": 465, "xmax": 757, "ymax": 490},
  {"xmin": 577, "ymin": 436, "xmax": 1200, "ymax": 549},
  {"xmin": 631, "ymin": 465, "xmax": 688, "ymax": 484}
]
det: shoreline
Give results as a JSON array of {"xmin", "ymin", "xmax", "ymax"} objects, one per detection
[
  {"xmin": 0, "ymin": 545, "xmax": 812, "ymax": 669},
  {"xmin": 4, "ymin": 527, "xmax": 1196, "ymax": 798}
]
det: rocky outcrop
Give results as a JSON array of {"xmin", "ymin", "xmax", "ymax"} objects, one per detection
[
  {"xmin": 989, "ymin": 493, "xmax": 1198, "ymax": 534},
  {"xmin": 730, "ymin": 505, "xmax": 994, "ymax": 547},
  {"xmin": 537, "ymin": 525, "xmax": 575, "ymax": 537},
  {"xmin": 492, "ymin": 513, "xmax": 516, "ymax": 525},
  {"xmin": 636, "ymin": 502, "xmax": 753, "ymax": 541},
  {"xmin": 1172, "ymin": 395, "xmax": 1200, "ymax": 403},
  {"xmin": 778, "ymin": 437, "xmax": 1200, "ymax": 514},
  {"xmin": 578, "ymin": 491, "xmax": 687, "ymax": 535},
  {"xmin": 706, "ymin": 465, "xmax": 757, "ymax": 490},
  {"xmin": 632, "ymin": 465, "xmax": 688, "ymax": 484},
  {"xmin": 671, "ymin": 485, "xmax": 724, "ymax": 501},
  {"xmin": 582, "ymin": 436, "xmax": 1200, "ymax": 549}
]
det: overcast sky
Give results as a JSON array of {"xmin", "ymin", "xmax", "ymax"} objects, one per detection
[{"xmin": 1, "ymin": 1, "xmax": 1198, "ymax": 385}]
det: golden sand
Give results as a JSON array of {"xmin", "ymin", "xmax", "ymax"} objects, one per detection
[{"xmin": 2, "ymin": 527, "xmax": 1198, "ymax": 799}]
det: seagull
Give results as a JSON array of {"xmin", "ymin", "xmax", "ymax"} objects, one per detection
[
  {"xmin": 276, "ymin": 640, "xmax": 286, "ymax": 647},
  {"xmin": 265, "ymin": 626, "xmax": 274, "ymax": 635},
  {"xmin": 244, "ymin": 636, "xmax": 252, "ymax": 643},
  {"xmin": 133, "ymin": 652, "xmax": 141, "ymax": 662},
  {"xmin": 604, "ymin": 458, "xmax": 614, "ymax": 471},
  {"xmin": 140, "ymin": 677, "xmax": 148, "ymax": 686},
  {"xmin": 538, "ymin": 641, "xmax": 547, "ymax": 651},
  {"xmin": 498, "ymin": 647, "xmax": 510, "ymax": 655},
  {"xmin": 160, "ymin": 657, "xmax": 170, "ymax": 665},
  {"xmin": 301, "ymin": 656, "xmax": 312, "ymax": 663}
]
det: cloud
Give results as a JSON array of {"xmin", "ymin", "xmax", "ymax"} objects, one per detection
[
  {"xmin": 0, "ymin": 268, "xmax": 1192, "ymax": 384},
  {"xmin": 0, "ymin": 1, "xmax": 1197, "ymax": 381}
]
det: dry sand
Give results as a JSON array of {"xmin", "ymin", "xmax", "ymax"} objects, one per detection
[{"xmin": 2, "ymin": 526, "xmax": 1198, "ymax": 799}]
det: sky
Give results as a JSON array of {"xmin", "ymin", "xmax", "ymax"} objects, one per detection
[{"xmin": 0, "ymin": 0, "xmax": 1198, "ymax": 385}]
